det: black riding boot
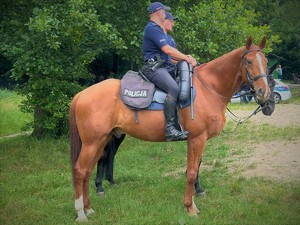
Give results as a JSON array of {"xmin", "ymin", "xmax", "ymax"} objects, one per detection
[{"xmin": 164, "ymin": 95, "xmax": 188, "ymax": 141}]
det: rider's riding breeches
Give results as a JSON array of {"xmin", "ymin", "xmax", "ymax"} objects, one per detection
[{"xmin": 142, "ymin": 65, "xmax": 179, "ymax": 100}]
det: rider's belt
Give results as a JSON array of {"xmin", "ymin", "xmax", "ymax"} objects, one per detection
[
  {"xmin": 145, "ymin": 58, "xmax": 157, "ymax": 63},
  {"xmin": 145, "ymin": 58, "xmax": 165, "ymax": 71}
]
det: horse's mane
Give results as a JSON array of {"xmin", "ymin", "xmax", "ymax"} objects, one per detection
[
  {"xmin": 206, "ymin": 47, "xmax": 244, "ymax": 67},
  {"xmin": 194, "ymin": 46, "xmax": 247, "ymax": 97}
]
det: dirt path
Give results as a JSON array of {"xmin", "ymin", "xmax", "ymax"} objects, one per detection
[
  {"xmin": 228, "ymin": 104, "xmax": 300, "ymax": 182},
  {"xmin": 232, "ymin": 104, "xmax": 300, "ymax": 127},
  {"xmin": 0, "ymin": 131, "xmax": 31, "ymax": 139}
]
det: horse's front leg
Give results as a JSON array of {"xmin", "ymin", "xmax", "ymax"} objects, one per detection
[{"xmin": 185, "ymin": 138, "xmax": 206, "ymax": 215}]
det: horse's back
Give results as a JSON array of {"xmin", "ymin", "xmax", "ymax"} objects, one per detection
[
  {"xmin": 79, "ymin": 78, "xmax": 120, "ymax": 99},
  {"xmin": 76, "ymin": 79, "xmax": 121, "ymax": 109},
  {"xmin": 74, "ymin": 79, "xmax": 124, "ymax": 139}
]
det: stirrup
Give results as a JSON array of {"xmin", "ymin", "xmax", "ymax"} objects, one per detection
[{"xmin": 165, "ymin": 130, "xmax": 188, "ymax": 142}]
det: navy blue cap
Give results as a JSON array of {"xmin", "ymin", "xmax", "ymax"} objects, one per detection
[
  {"xmin": 165, "ymin": 12, "xmax": 177, "ymax": 20},
  {"xmin": 148, "ymin": 2, "xmax": 170, "ymax": 14}
]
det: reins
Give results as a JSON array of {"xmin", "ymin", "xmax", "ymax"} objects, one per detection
[
  {"xmin": 194, "ymin": 68, "xmax": 263, "ymax": 134},
  {"xmin": 194, "ymin": 72, "xmax": 231, "ymax": 100},
  {"xmin": 223, "ymin": 105, "xmax": 262, "ymax": 134}
]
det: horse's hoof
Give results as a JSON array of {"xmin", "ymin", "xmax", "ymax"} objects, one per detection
[
  {"xmin": 97, "ymin": 191, "xmax": 105, "ymax": 197},
  {"xmin": 195, "ymin": 191, "xmax": 206, "ymax": 197},
  {"xmin": 187, "ymin": 200, "xmax": 200, "ymax": 216},
  {"xmin": 187, "ymin": 208, "xmax": 200, "ymax": 216},
  {"xmin": 75, "ymin": 215, "xmax": 88, "ymax": 222},
  {"xmin": 195, "ymin": 187, "xmax": 205, "ymax": 196},
  {"xmin": 108, "ymin": 180, "xmax": 115, "ymax": 185},
  {"xmin": 85, "ymin": 208, "xmax": 95, "ymax": 216},
  {"xmin": 192, "ymin": 201, "xmax": 200, "ymax": 214}
]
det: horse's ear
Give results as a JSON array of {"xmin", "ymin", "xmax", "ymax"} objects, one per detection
[
  {"xmin": 259, "ymin": 36, "xmax": 267, "ymax": 50},
  {"xmin": 246, "ymin": 36, "xmax": 253, "ymax": 50}
]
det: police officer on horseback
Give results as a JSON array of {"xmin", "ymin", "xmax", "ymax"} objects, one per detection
[{"xmin": 142, "ymin": 2, "xmax": 197, "ymax": 142}]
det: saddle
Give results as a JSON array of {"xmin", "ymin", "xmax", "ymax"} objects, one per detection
[{"xmin": 120, "ymin": 61, "xmax": 195, "ymax": 111}]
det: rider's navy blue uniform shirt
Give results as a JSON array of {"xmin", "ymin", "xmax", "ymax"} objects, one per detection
[
  {"xmin": 166, "ymin": 33, "xmax": 176, "ymax": 63},
  {"xmin": 142, "ymin": 21, "xmax": 170, "ymax": 63},
  {"xmin": 166, "ymin": 34, "xmax": 176, "ymax": 48}
]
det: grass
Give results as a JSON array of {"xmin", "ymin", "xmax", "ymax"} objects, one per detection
[
  {"xmin": 0, "ymin": 88, "xmax": 300, "ymax": 224},
  {"xmin": 1, "ymin": 126, "xmax": 300, "ymax": 225},
  {"xmin": 288, "ymin": 85, "xmax": 300, "ymax": 104},
  {"xmin": 0, "ymin": 89, "xmax": 33, "ymax": 136}
]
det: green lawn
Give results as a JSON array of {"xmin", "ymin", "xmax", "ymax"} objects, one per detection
[
  {"xmin": 1, "ymin": 126, "xmax": 299, "ymax": 224},
  {"xmin": 288, "ymin": 85, "xmax": 300, "ymax": 104},
  {"xmin": 0, "ymin": 89, "xmax": 32, "ymax": 136}
]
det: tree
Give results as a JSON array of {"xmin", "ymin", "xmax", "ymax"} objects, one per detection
[
  {"xmin": 93, "ymin": 0, "xmax": 149, "ymax": 70},
  {"xmin": 270, "ymin": 0, "xmax": 300, "ymax": 78},
  {"xmin": 171, "ymin": 0, "xmax": 279, "ymax": 62},
  {"xmin": 230, "ymin": 0, "xmax": 299, "ymax": 78},
  {"xmin": 1, "ymin": 0, "xmax": 125, "ymax": 137}
]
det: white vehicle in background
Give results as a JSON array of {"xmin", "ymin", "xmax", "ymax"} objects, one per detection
[
  {"xmin": 231, "ymin": 79, "xmax": 292, "ymax": 104},
  {"xmin": 273, "ymin": 79, "xmax": 292, "ymax": 103}
]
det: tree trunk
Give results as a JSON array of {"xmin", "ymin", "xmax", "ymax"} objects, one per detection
[{"xmin": 31, "ymin": 106, "xmax": 47, "ymax": 138}]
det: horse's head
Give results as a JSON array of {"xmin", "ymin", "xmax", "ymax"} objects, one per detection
[{"xmin": 242, "ymin": 36, "xmax": 270, "ymax": 105}]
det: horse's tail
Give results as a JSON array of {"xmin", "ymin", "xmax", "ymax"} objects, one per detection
[{"xmin": 70, "ymin": 94, "xmax": 82, "ymax": 186}]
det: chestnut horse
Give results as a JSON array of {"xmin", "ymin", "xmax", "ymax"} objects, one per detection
[{"xmin": 70, "ymin": 36, "xmax": 270, "ymax": 222}]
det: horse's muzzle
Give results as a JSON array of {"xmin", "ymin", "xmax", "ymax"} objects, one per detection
[{"xmin": 255, "ymin": 86, "xmax": 270, "ymax": 104}]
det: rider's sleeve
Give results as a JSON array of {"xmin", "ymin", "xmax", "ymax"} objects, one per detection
[{"xmin": 145, "ymin": 26, "xmax": 168, "ymax": 49}]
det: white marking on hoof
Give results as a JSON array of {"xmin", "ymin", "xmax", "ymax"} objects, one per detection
[
  {"xmin": 85, "ymin": 208, "xmax": 95, "ymax": 216},
  {"xmin": 192, "ymin": 198, "xmax": 200, "ymax": 214},
  {"xmin": 195, "ymin": 191, "xmax": 206, "ymax": 197},
  {"xmin": 75, "ymin": 195, "xmax": 87, "ymax": 222},
  {"xmin": 187, "ymin": 196, "xmax": 200, "ymax": 216},
  {"xmin": 75, "ymin": 215, "xmax": 88, "ymax": 222},
  {"xmin": 97, "ymin": 191, "xmax": 105, "ymax": 197}
]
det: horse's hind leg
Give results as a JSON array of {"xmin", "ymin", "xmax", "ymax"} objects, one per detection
[
  {"xmin": 194, "ymin": 159, "xmax": 205, "ymax": 196},
  {"xmin": 95, "ymin": 158, "xmax": 106, "ymax": 195},
  {"xmin": 74, "ymin": 162, "xmax": 88, "ymax": 222},
  {"xmin": 74, "ymin": 143, "xmax": 102, "ymax": 222},
  {"xmin": 83, "ymin": 165, "xmax": 96, "ymax": 216}
]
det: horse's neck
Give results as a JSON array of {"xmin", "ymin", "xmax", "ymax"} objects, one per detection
[{"xmin": 196, "ymin": 48, "xmax": 244, "ymax": 100}]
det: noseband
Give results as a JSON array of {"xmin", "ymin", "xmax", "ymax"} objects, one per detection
[{"xmin": 242, "ymin": 49, "xmax": 267, "ymax": 85}]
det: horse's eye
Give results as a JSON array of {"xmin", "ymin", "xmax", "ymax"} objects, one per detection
[{"xmin": 247, "ymin": 60, "xmax": 252, "ymax": 65}]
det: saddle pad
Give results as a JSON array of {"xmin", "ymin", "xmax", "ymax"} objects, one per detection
[
  {"xmin": 120, "ymin": 71, "xmax": 155, "ymax": 109},
  {"xmin": 146, "ymin": 87, "xmax": 196, "ymax": 110}
]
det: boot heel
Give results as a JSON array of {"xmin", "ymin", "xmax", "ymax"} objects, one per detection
[{"xmin": 165, "ymin": 131, "xmax": 188, "ymax": 142}]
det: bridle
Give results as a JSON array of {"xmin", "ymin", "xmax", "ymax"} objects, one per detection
[
  {"xmin": 242, "ymin": 49, "xmax": 268, "ymax": 86},
  {"xmin": 194, "ymin": 48, "xmax": 268, "ymax": 100},
  {"xmin": 194, "ymin": 48, "xmax": 269, "ymax": 133},
  {"xmin": 224, "ymin": 49, "xmax": 271, "ymax": 133}
]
